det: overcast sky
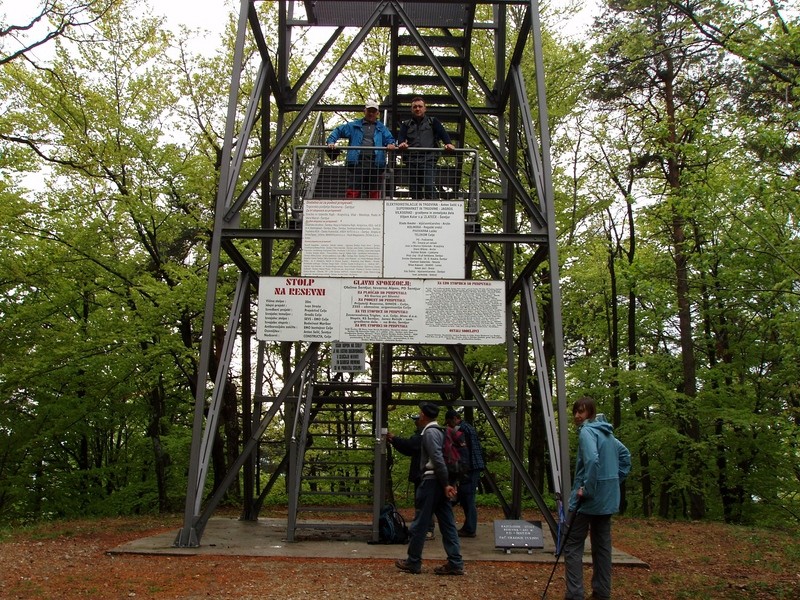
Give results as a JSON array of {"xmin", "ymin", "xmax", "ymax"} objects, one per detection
[
  {"xmin": 157, "ymin": 0, "xmax": 235, "ymax": 36},
  {"xmin": 0, "ymin": 0, "xmax": 235, "ymax": 59}
]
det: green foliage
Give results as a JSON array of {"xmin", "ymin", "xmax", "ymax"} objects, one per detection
[
  {"xmin": 557, "ymin": 0, "xmax": 800, "ymax": 525},
  {"xmin": 0, "ymin": 0, "xmax": 229, "ymax": 521},
  {"xmin": 1, "ymin": 0, "xmax": 797, "ymax": 531}
]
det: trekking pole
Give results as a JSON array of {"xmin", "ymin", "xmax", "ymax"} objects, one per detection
[{"xmin": 541, "ymin": 498, "xmax": 581, "ymax": 600}]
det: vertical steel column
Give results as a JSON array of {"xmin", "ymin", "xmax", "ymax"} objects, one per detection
[
  {"xmin": 371, "ymin": 344, "xmax": 387, "ymax": 543},
  {"xmin": 176, "ymin": 0, "xmax": 251, "ymax": 548},
  {"xmin": 527, "ymin": 0, "xmax": 571, "ymax": 501}
]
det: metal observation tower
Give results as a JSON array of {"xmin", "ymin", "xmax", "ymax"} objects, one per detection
[{"xmin": 175, "ymin": 0, "xmax": 569, "ymax": 548}]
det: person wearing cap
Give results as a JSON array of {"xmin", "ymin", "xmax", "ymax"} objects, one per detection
[
  {"xmin": 326, "ymin": 100, "xmax": 397, "ymax": 199},
  {"xmin": 397, "ymin": 96, "xmax": 454, "ymax": 199},
  {"xmin": 395, "ymin": 402, "xmax": 464, "ymax": 576},
  {"xmin": 387, "ymin": 415, "xmax": 435, "ymax": 540},
  {"xmin": 445, "ymin": 409, "xmax": 484, "ymax": 538}
]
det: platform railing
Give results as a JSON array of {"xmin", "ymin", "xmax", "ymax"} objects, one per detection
[{"xmin": 291, "ymin": 145, "xmax": 480, "ymax": 223}]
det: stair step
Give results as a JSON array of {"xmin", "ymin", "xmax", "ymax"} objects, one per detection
[
  {"xmin": 303, "ymin": 459, "xmax": 374, "ymax": 466},
  {"xmin": 302, "ymin": 475, "xmax": 373, "ymax": 482},
  {"xmin": 397, "ymin": 74, "xmax": 465, "ymax": 88},
  {"xmin": 294, "ymin": 522, "xmax": 372, "ymax": 532},
  {"xmin": 386, "ymin": 382, "xmax": 459, "ymax": 393},
  {"xmin": 299, "ymin": 490, "xmax": 373, "ymax": 497},
  {"xmin": 398, "ymin": 34, "xmax": 465, "ymax": 48},
  {"xmin": 311, "ymin": 420, "xmax": 374, "ymax": 426},
  {"xmin": 306, "ymin": 433, "xmax": 374, "ymax": 441},
  {"xmin": 393, "ymin": 353, "xmax": 456, "ymax": 362},
  {"xmin": 307, "ymin": 397, "xmax": 376, "ymax": 405},
  {"xmin": 312, "ymin": 382, "xmax": 376, "ymax": 392},
  {"xmin": 397, "ymin": 54, "xmax": 463, "ymax": 68},
  {"xmin": 393, "ymin": 93, "xmax": 460, "ymax": 106},
  {"xmin": 298, "ymin": 506, "xmax": 373, "ymax": 513}
]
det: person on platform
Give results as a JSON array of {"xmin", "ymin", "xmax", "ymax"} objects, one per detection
[
  {"xmin": 397, "ymin": 96, "xmax": 454, "ymax": 199},
  {"xmin": 395, "ymin": 402, "xmax": 464, "ymax": 575},
  {"xmin": 326, "ymin": 100, "xmax": 396, "ymax": 199}
]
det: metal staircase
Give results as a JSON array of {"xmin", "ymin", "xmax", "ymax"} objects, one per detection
[{"xmin": 287, "ymin": 376, "xmax": 377, "ymax": 540}]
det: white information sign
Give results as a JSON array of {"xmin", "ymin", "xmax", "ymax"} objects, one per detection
[
  {"xmin": 383, "ymin": 200, "xmax": 465, "ymax": 279},
  {"xmin": 339, "ymin": 279, "xmax": 425, "ymax": 343},
  {"xmin": 301, "ymin": 199, "xmax": 384, "ymax": 277},
  {"xmin": 256, "ymin": 277, "xmax": 340, "ymax": 342},
  {"xmin": 423, "ymin": 280, "xmax": 505, "ymax": 344},
  {"xmin": 257, "ymin": 277, "xmax": 505, "ymax": 345},
  {"xmin": 331, "ymin": 342, "xmax": 366, "ymax": 372}
]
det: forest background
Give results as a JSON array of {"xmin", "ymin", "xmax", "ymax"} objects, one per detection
[{"xmin": 0, "ymin": 0, "xmax": 797, "ymax": 532}]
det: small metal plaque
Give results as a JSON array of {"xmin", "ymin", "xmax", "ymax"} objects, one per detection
[{"xmin": 493, "ymin": 519, "xmax": 544, "ymax": 550}]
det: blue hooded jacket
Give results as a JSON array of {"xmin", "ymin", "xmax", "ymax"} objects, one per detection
[
  {"xmin": 326, "ymin": 118, "xmax": 396, "ymax": 166},
  {"xmin": 569, "ymin": 414, "xmax": 631, "ymax": 515}
]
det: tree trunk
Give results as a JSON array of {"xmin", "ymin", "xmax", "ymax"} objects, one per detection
[{"xmin": 663, "ymin": 52, "xmax": 705, "ymax": 519}]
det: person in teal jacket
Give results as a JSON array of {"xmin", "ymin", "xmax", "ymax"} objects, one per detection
[
  {"xmin": 563, "ymin": 396, "xmax": 631, "ymax": 600},
  {"xmin": 326, "ymin": 100, "xmax": 397, "ymax": 199}
]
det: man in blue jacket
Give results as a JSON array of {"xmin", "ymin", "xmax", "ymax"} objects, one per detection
[
  {"xmin": 563, "ymin": 396, "xmax": 631, "ymax": 600},
  {"xmin": 326, "ymin": 100, "xmax": 396, "ymax": 199}
]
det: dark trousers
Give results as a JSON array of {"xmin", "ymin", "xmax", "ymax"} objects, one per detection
[
  {"xmin": 407, "ymin": 155, "xmax": 437, "ymax": 199},
  {"xmin": 563, "ymin": 512, "xmax": 613, "ymax": 600},
  {"xmin": 405, "ymin": 478, "xmax": 463, "ymax": 569},
  {"xmin": 346, "ymin": 155, "xmax": 383, "ymax": 197},
  {"xmin": 456, "ymin": 469, "xmax": 480, "ymax": 534}
]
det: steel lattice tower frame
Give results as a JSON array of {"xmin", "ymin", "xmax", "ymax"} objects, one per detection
[{"xmin": 175, "ymin": 0, "xmax": 570, "ymax": 548}]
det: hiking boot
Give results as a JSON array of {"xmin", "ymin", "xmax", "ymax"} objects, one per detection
[
  {"xmin": 458, "ymin": 529, "xmax": 476, "ymax": 538},
  {"xmin": 394, "ymin": 559, "xmax": 421, "ymax": 574},
  {"xmin": 433, "ymin": 563, "xmax": 465, "ymax": 576}
]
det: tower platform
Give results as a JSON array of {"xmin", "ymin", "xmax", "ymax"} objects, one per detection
[{"xmin": 112, "ymin": 516, "xmax": 647, "ymax": 567}]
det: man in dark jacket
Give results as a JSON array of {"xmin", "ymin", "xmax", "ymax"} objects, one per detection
[
  {"xmin": 397, "ymin": 97, "xmax": 454, "ymax": 199},
  {"xmin": 395, "ymin": 402, "xmax": 464, "ymax": 576},
  {"xmin": 387, "ymin": 416, "xmax": 435, "ymax": 540},
  {"xmin": 387, "ymin": 416, "xmax": 423, "ymax": 487},
  {"xmin": 445, "ymin": 409, "xmax": 484, "ymax": 538},
  {"xmin": 563, "ymin": 396, "xmax": 631, "ymax": 600}
]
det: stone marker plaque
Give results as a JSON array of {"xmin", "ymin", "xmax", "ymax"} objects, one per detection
[{"xmin": 493, "ymin": 520, "xmax": 544, "ymax": 552}]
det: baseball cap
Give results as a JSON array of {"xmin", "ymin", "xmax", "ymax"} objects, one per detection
[
  {"xmin": 365, "ymin": 100, "xmax": 380, "ymax": 110},
  {"xmin": 419, "ymin": 402, "xmax": 439, "ymax": 419}
]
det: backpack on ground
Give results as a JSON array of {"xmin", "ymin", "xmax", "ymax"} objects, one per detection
[
  {"xmin": 378, "ymin": 503, "xmax": 409, "ymax": 544},
  {"xmin": 443, "ymin": 425, "xmax": 469, "ymax": 483}
]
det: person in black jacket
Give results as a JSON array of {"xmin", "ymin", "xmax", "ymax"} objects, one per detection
[
  {"xmin": 397, "ymin": 97, "xmax": 454, "ymax": 199},
  {"xmin": 387, "ymin": 415, "xmax": 423, "ymax": 487},
  {"xmin": 388, "ymin": 415, "xmax": 435, "ymax": 540},
  {"xmin": 445, "ymin": 409, "xmax": 485, "ymax": 538}
]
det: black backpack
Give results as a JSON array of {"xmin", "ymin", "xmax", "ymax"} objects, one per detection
[{"xmin": 378, "ymin": 503, "xmax": 409, "ymax": 544}]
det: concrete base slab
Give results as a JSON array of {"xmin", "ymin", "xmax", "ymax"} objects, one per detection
[{"xmin": 110, "ymin": 517, "xmax": 648, "ymax": 567}]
